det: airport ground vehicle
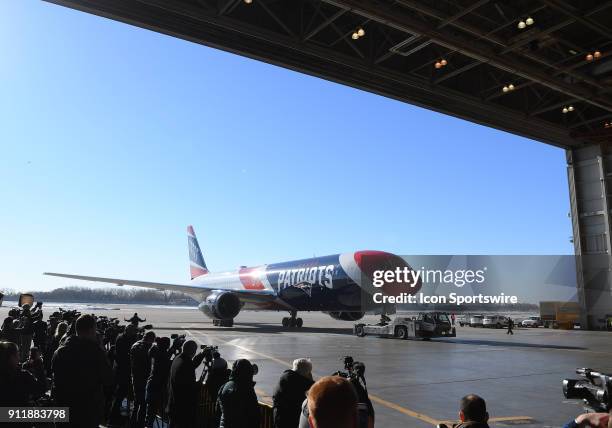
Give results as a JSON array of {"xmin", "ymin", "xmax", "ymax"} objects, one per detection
[
  {"xmin": 483, "ymin": 315, "xmax": 509, "ymax": 329},
  {"xmin": 469, "ymin": 314, "xmax": 484, "ymax": 327},
  {"xmin": 354, "ymin": 312, "xmax": 456, "ymax": 340},
  {"xmin": 540, "ymin": 301, "xmax": 580, "ymax": 329},
  {"xmin": 521, "ymin": 316, "xmax": 542, "ymax": 328}
]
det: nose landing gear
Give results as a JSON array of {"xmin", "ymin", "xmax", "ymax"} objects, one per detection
[{"xmin": 282, "ymin": 311, "xmax": 303, "ymax": 328}]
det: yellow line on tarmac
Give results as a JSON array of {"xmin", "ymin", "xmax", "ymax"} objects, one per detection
[
  {"xmin": 184, "ymin": 329, "xmax": 441, "ymax": 425},
  {"xmin": 438, "ymin": 416, "xmax": 533, "ymax": 425}
]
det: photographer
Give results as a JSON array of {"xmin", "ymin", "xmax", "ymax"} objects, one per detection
[
  {"xmin": 18, "ymin": 304, "xmax": 34, "ymax": 361},
  {"xmin": 22, "ymin": 347, "xmax": 47, "ymax": 391},
  {"xmin": 0, "ymin": 341, "xmax": 46, "ymax": 407},
  {"xmin": 32, "ymin": 313, "xmax": 48, "ymax": 356},
  {"xmin": 145, "ymin": 336, "xmax": 175, "ymax": 428},
  {"xmin": 273, "ymin": 358, "xmax": 314, "ymax": 428},
  {"xmin": 216, "ymin": 358, "xmax": 260, "ymax": 428},
  {"xmin": 130, "ymin": 330, "xmax": 156, "ymax": 428},
  {"xmin": 563, "ymin": 413, "xmax": 610, "ymax": 428},
  {"xmin": 167, "ymin": 340, "xmax": 206, "ymax": 428},
  {"xmin": 51, "ymin": 314, "xmax": 114, "ymax": 428},
  {"xmin": 204, "ymin": 350, "xmax": 229, "ymax": 403},
  {"xmin": 0, "ymin": 316, "xmax": 18, "ymax": 344},
  {"xmin": 109, "ymin": 323, "xmax": 138, "ymax": 424},
  {"xmin": 437, "ymin": 394, "xmax": 489, "ymax": 428},
  {"xmin": 305, "ymin": 376, "xmax": 358, "ymax": 428}
]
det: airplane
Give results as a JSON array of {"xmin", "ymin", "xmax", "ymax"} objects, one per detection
[{"xmin": 45, "ymin": 226, "xmax": 420, "ymax": 327}]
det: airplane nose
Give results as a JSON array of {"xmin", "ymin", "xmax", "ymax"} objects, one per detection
[{"xmin": 353, "ymin": 251, "xmax": 422, "ymax": 296}]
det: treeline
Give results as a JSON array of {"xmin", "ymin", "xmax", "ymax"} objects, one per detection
[{"xmin": 0, "ymin": 287, "xmax": 197, "ymax": 306}]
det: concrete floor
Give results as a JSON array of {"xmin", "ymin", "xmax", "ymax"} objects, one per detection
[{"xmin": 3, "ymin": 303, "xmax": 612, "ymax": 427}]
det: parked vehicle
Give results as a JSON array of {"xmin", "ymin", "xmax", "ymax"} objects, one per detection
[
  {"xmin": 469, "ymin": 314, "xmax": 484, "ymax": 327},
  {"xmin": 483, "ymin": 315, "xmax": 508, "ymax": 329},
  {"xmin": 521, "ymin": 316, "xmax": 542, "ymax": 328}
]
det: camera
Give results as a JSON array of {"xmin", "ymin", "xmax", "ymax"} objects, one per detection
[
  {"xmin": 563, "ymin": 368, "xmax": 612, "ymax": 412},
  {"xmin": 334, "ymin": 356, "xmax": 365, "ymax": 381}
]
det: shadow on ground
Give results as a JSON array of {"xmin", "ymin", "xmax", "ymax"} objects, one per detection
[
  {"xmin": 435, "ymin": 338, "xmax": 586, "ymax": 350},
  {"xmin": 154, "ymin": 323, "xmax": 354, "ymax": 335}
]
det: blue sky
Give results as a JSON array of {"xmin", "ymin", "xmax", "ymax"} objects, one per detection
[{"xmin": 0, "ymin": 1, "xmax": 572, "ymax": 292}]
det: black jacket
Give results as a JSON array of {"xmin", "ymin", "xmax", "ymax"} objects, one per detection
[
  {"xmin": 113, "ymin": 332, "xmax": 137, "ymax": 382},
  {"xmin": 130, "ymin": 339, "xmax": 153, "ymax": 384},
  {"xmin": 166, "ymin": 353, "xmax": 205, "ymax": 417},
  {"xmin": 216, "ymin": 379, "xmax": 260, "ymax": 428},
  {"xmin": 51, "ymin": 335, "xmax": 114, "ymax": 428},
  {"xmin": 272, "ymin": 370, "xmax": 314, "ymax": 428},
  {"xmin": 0, "ymin": 368, "xmax": 45, "ymax": 406}
]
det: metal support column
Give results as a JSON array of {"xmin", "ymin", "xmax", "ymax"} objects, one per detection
[{"xmin": 567, "ymin": 145, "xmax": 612, "ymax": 330}]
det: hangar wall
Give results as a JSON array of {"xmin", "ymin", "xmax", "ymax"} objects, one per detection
[{"xmin": 567, "ymin": 145, "xmax": 612, "ymax": 329}]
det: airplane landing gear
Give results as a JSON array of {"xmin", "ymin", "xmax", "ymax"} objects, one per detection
[
  {"xmin": 213, "ymin": 319, "xmax": 234, "ymax": 327},
  {"xmin": 282, "ymin": 311, "xmax": 303, "ymax": 328}
]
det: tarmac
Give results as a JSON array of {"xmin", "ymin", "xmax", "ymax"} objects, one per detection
[{"xmin": 3, "ymin": 303, "xmax": 612, "ymax": 427}]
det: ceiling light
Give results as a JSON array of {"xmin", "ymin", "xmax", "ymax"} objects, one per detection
[
  {"xmin": 244, "ymin": 0, "xmax": 253, "ymax": 4},
  {"xmin": 434, "ymin": 61, "xmax": 442, "ymax": 69},
  {"xmin": 517, "ymin": 20, "xmax": 526, "ymax": 29},
  {"xmin": 440, "ymin": 59, "xmax": 447, "ymax": 66},
  {"xmin": 586, "ymin": 53, "xmax": 594, "ymax": 61},
  {"xmin": 562, "ymin": 107, "xmax": 569, "ymax": 114},
  {"xmin": 351, "ymin": 32, "xmax": 359, "ymax": 40},
  {"xmin": 594, "ymin": 50, "xmax": 602, "ymax": 59},
  {"xmin": 357, "ymin": 28, "xmax": 365, "ymax": 37},
  {"xmin": 525, "ymin": 17, "xmax": 534, "ymax": 26},
  {"xmin": 508, "ymin": 83, "xmax": 515, "ymax": 90},
  {"xmin": 502, "ymin": 86, "xmax": 509, "ymax": 93},
  {"xmin": 568, "ymin": 105, "xmax": 574, "ymax": 112}
]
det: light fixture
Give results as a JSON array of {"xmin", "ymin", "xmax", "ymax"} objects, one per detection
[
  {"xmin": 435, "ymin": 61, "xmax": 442, "ymax": 69},
  {"xmin": 502, "ymin": 86, "xmax": 509, "ymax": 93},
  {"xmin": 351, "ymin": 32, "xmax": 359, "ymax": 40},
  {"xmin": 508, "ymin": 83, "xmax": 515, "ymax": 90},
  {"xmin": 568, "ymin": 105, "xmax": 574, "ymax": 112},
  {"xmin": 517, "ymin": 20, "xmax": 526, "ymax": 29},
  {"xmin": 440, "ymin": 59, "xmax": 447, "ymax": 66},
  {"xmin": 244, "ymin": 0, "xmax": 253, "ymax": 4},
  {"xmin": 525, "ymin": 17, "xmax": 534, "ymax": 26},
  {"xmin": 562, "ymin": 107, "xmax": 569, "ymax": 114},
  {"xmin": 586, "ymin": 53, "xmax": 594, "ymax": 61},
  {"xmin": 357, "ymin": 27, "xmax": 365, "ymax": 37},
  {"xmin": 605, "ymin": 122, "xmax": 611, "ymax": 129},
  {"xmin": 594, "ymin": 50, "xmax": 602, "ymax": 59}
]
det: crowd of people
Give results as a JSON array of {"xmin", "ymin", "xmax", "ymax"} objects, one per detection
[{"xmin": 0, "ymin": 303, "xmax": 610, "ymax": 428}]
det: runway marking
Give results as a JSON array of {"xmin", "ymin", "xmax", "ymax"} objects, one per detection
[{"xmin": 438, "ymin": 416, "xmax": 533, "ymax": 425}]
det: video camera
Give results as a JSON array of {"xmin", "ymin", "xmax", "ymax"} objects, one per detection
[
  {"xmin": 200, "ymin": 345, "xmax": 219, "ymax": 365},
  {"xmin": 563, "ymin": 368, "xmax": 612, "ymax": 412},
  {"xmin": 334, "ymin": 356, "xmax": 366, "ymax": 382}
]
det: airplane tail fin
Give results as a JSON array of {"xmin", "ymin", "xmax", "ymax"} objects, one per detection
[{"xmin": 187, "ymin": 225, "xmax": 209, "ymax": 279}]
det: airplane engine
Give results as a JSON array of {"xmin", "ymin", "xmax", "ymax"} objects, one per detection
[
  {"xmin": 199, "ymin": 291, "xmax": 242, "ymax": 320},
  {"xmin": 328, "ymin": 311, "xmax": 365, "ymax": 321}
]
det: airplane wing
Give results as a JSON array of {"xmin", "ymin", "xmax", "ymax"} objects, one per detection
[{"xmin": 42, "ymin": 272, "xmax": 281, "ymax": 307}]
